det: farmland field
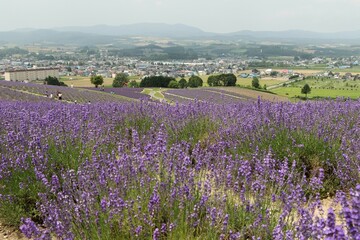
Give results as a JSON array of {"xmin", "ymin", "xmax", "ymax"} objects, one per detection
[
  {"xmin": 0, "ymin": 91, "xmax": 359, "ymax": 239},
  {"xmin": 272, "ymin": 78, "xmax": 360, "ymax": 99},
  {"xmin": 235, "ymin": 78, "xmax": 287, "ymax": 87},
  {"xmin": 273, "ymin": 86, "xmax": 360, "ymax": 99},
  {"xmin": 61, "ymin": 76, "xmax": 114, "ymax": 87},
  {"xmin": 85, "ymin": 87, "xmax": 150, "ymax": 101},
  {"xmin": 61, "ymin": 76, "xmax": 141, "ymax": 88}
]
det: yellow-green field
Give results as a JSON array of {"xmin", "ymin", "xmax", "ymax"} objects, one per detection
[
  {"xmin": 61, "ymin": 76, "xmax": 142, "ymax": 88},
  {"xmin": 61, "ymin": 76, "xmax": 113, "ymax": 87},
  {"xmin": 273, "ymin": 87, "xmax": 360, "ymax": 99},
  {"xmin": 239, "ymin": 66, "xmax": 360, "ymax": 76},
  {"xmin": 236, "ymin": 78, "xmax": 287, "ymax": 87}
]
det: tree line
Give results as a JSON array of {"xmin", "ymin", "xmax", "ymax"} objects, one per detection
[
  {"xmin": 207, "ymin": 74, "xmax": 237, "ymax": 86},
  {"xmin": 89, "ymin": 73, "xmax": 239, "ymax": 89}
]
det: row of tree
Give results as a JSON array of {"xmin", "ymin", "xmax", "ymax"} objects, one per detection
[
  {"xmin": 140, "ymin": 76, "xmax": 176, "ymax": 88},
  {"xmin": 138, "ymin": 75, "xmax": 204, "ymax": 88},
  {"xmin": 91, "ymin": 74, "xmax": 235, "ymax": 89},
  {"xmin": 166, "ymin": 76, "xmax": 204, "ymax": 88},
  {"xmin": 90, "ymin": 74, "xmax": 136, "ymax": 88},
  {"xmin": 207, "ymin": 74, "xmax": 237, "ymax": 86}
]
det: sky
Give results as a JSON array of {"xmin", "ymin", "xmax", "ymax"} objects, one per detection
[{"xmin": 1, "ymin": 0, "xmax": 360, "ymax": 33}]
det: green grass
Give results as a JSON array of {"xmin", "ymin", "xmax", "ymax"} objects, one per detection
[
  {"xmin": 272, "ymin": 78, "xmax": 360, "ymax": 99},
  {"xmin": 141, "ymin": 88, "xmax": 167, "ymax": 102},
  {"xmin": 60, "ymin": 76, "xmax": 89, "ymax": 81},
  {"xmin": 60, "ymin": 76, "xmax": 114, "ymax": 88},
  {"xmin": 273, "ymin": 87, "xmax": 360, "ymax": 99},
  {"xmin": 154, "ymin": 92, "xmax": 164, "ymax": 99},
  {"xmin": 142, "ymin": 89, "xmax": 152, "ymax": 95},
  {"xmin": 236, "ymin": 78, "xmax": 286, "ymax": 87}
]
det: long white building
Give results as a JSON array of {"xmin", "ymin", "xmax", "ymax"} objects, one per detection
[{"xmin": 4, "ymin": 68, "xmax": 59, "ymax": 82}]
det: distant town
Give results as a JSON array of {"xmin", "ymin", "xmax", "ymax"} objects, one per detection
[{"xmin": 1, "ymin": 46, "xmax": 360, "ymax": 82}]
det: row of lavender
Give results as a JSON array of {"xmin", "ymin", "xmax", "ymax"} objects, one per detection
[
  {"xmin": 164, "ymin": 88, "xmax": 282, "ymax": 104},
  {"xmin": 0, "ymin": 81, "xmax": 132, "ymax": 103},
  {"xmin": 0, "ymin": 86, "xmax": 49, "ymax": 102},
  {"xmin": 0, "ymin": 99, "xmax": 359, "ymax": 239},
  {"xmin": 85, "ymin": 87, "xmax": 151, "ymax": 101},
  {"xmin": 165, "ymin": 88, "xmax": 247, "ymax": 104}
]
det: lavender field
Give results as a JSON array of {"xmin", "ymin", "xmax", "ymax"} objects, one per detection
[
  {"xmin": 0, "ymin": 98, "xmax": 359, "ymax": 239},
  {"xmin": 86, "ymin": 87, "xmax": 151, "ymax": 101},
  {"xmin": 0, "ymin": 86, "xmax": 50, "ymax": 102},
  {"xmin": 165, "ymin": 89, "xmax": 244, "ymax": 104},
  {"xmin": 164, "ymin": 87, "xmax": 287, "ymax": 104},
  {"xmin": 0, "ymin": 81, "xmax": 132, "ymax": 103}
]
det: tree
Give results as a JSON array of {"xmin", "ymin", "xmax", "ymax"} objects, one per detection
[
  {"xmin": 207, "ymin": 75, "xmax": 217, "ymax": 86},
  {"xmin": 208, "ymin": 74, "xmax": 237, "ymax": 86},
  {"xmin": 252, "ymin": 77, "xmax": 260, "ymax": 89},
  {"xmin": 140, "ymin": 76, "xmax": 175, "ymax": 88},
  {"xmin": 44, "ymin": 76, "xmax": 67, "ymax": 86},
  {"xmin": 221, "ymin": 74, "xmax": 237, "ymax": 86},
  {"xmin": 90, "ymin": 75, "xmax": 104, "ymax": 88},
  {"xmin": 178, "ymin": 78, "xmax": 188, "ymax": 88},
  {"xmin": 168, "ymin": 80, "xmax": 179, "ymax": 88},
  {"xmin": 270, "ymin": 71, "xmax": 279, "ymax": 77},
  {"xmin": 44, "ymin": 76, "xmax": 60, "ymax": 86},
  {"xmin": 188, "ymin": 76, "xmax": 203, "ymax": 88},
  {"xmin": 128, "ymin": 80, "xmax": 139, "ymax": 88},
  {"xmin": 112, "ymin": 73, "xmax": 129, "ymax": 88},
  {"xmin": 301, "ymin": 84, "xmax": 311, "ymax": 98}
]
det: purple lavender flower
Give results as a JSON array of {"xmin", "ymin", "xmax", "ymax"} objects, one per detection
[{"xmin": 20, "ymin": 218, "xmax": 40, "ymax": 238}]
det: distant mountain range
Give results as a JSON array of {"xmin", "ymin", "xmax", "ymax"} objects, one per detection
[
  {"xmin": 55, "ymin": 23, "xmax": 214, "ymax": 38},
  {"xmin": 1, "ymin": 23, "xmax": 360, "ymax": 45},
  {"xmin": 227, "ymin": 29, "xmax": 360, "ymax": 40}
]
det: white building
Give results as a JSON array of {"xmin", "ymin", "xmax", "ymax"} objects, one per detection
[{"xmin": 5, "ymin": 68, "xmax": 59, "ymax": 82}]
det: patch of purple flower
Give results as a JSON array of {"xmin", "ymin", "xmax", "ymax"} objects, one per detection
[{"xmin": 0, "ymin": 98, "xmax": 358, "ymax": 239}]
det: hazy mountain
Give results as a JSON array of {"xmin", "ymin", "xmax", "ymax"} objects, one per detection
[
  {"xmin": 0, "ymin": 29, "xmax": 116, "ymax": 45},
  {"xmin": 227, "ymin": 30, "xmax": 360, "ymax": 40},
  {"xmin": 1, "ymin": 24, "xmax": 360, "ymax": 45},
  {"xmin": 55, "ymin": 24, "xmax": 360, "ymax": 40},
  {"xmin": 55, "ymin": 23, "xmax": 214, "ymax": 38}
]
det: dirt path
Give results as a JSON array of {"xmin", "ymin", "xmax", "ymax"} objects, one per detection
[{"xmin": 0, "ymin": 223, "xmax": 26, "ymax": 240}]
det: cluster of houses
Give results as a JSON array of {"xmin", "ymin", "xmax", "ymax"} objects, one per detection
[
  {"xmin": 317, "ymin": 71, "xmax": 360, "ymax": 80},
  {"xmin": 0, "ymin": 55, "xmax": 246, "ymax": 80},
  {"xmin": 1, "ymin": 48, "xmax": 360, "ymax": 81}
]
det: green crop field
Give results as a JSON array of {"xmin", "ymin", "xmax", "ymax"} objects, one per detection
[
  {"xmin": 273, "ymin": 86, "xmax": 360, "ymax": 99},
  {"xmin": 236, "ymin": 78, "xmax": 286, "ymax": 87},
  {"xmin": 272, "ymin": 77, "xmax": 360, "ymax": 99}
]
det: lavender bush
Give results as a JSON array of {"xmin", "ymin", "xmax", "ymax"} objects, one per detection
[{"xmin": 0, "ymin": 98, "xmax": 359, "ymax": 239}]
